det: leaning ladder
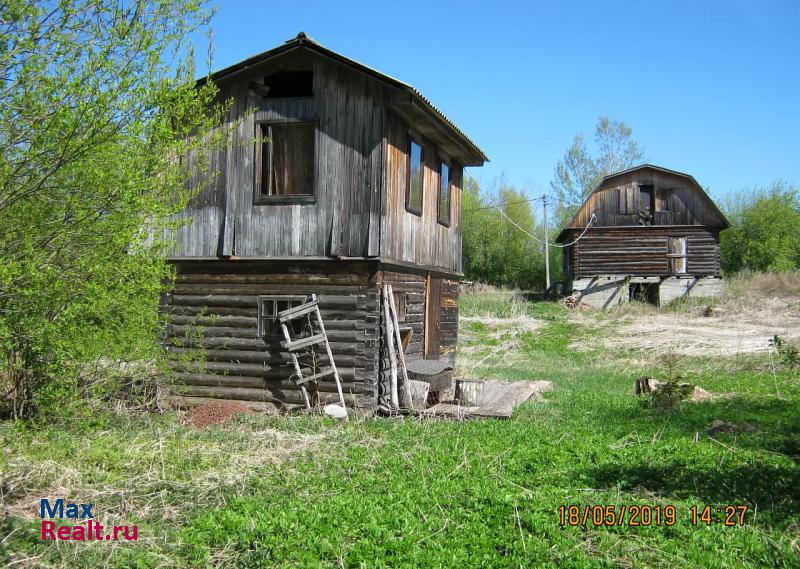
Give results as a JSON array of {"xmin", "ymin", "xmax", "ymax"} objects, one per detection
[{"xmin": 278, "ymin": 294, "xmax": 348, "ymax": 419}]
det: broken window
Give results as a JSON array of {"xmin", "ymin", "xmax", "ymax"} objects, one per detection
[
  {"xmin": 655, "ymin": 188, "xmax": 671, "ymax": 212},
  {"xmin": 263, "ymin": 70, "xmax": 313, "ymax": 98},
  {"xmin": 667, "ymin": 236, "xmax": 687, "ymax": 274},
  {"xmin": 257, "ymin": 296, "xmax": 307, "ymax": 338},
  {"xmin": 437, "ymin": 159, "xmax": 451, "ymax": 226},
  {"xmin": 254, "ymin": 122, "xmax": 315, "ymax": 202},
  {"xmin": 636, "ymin": 184, "xmax": 654, "ymax": 225},
  {"xmin": 406, "ymin": 136, "xmax": 423, "ymax": 215}
]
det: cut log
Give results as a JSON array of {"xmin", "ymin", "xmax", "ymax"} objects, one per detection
[
  {"xmin": 407, "ymin": 379, "xmax": 430, "ymax": 410},
  {"xmin": 455, "ymin": 378, "xmax": 484, "ymax": 406}
]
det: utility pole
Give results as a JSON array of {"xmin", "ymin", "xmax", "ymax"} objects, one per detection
[{"xmin": 543, "ymin": 194, "xmax": 550, "ymax": 293}]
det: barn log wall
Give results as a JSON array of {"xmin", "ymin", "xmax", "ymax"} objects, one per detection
[
  {"xmin": 566, "ymin": 226, "xmax": 721, "ymax": 278},
  {"xmin": 162, "ymin": 260, "xmax": 381, "ymax": 410}
]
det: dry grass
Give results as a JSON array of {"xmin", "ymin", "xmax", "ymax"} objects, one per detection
[{"xmin": 569, "ymin": 272, "xmax": 800, "ymax": 361}]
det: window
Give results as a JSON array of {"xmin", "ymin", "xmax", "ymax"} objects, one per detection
[
  {"xmin": 254, "ymin": 122, "xmax": 315, "ymax": 203},
  {"xmin": 437, "ymin": 159, "xmax": 451, "ymax": 226},
  {"xmin": 393, "ymin": 292, "xmax": 407, "ymax": 321},
  {"xmin": 638, "ymin": 185, "xmax": 654, "ymax": 213},
  {"xmin": 405, "ymin": 136, "xmax": 423, "ymax": 215},
  {"xmin": 667, "ymin": 237, "xmax": 687, "ymax": 274},
  {"xmin": 257, "ymin": 296, "xmax": 307, "ymax": 338},
  {"xmin": 655, "ymin": 188, "xmax": 671, "ymax": 212}
]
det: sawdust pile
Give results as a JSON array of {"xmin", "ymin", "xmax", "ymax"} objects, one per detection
[{"xmin": 188, "ymin": 400, "xmax": 256, "ymax": 428}]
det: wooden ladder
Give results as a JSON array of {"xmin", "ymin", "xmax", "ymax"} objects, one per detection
[
  {"xmin": 383, "ymin": 284, "xmax": 413, "ymax": 409},
  {"xmin": 278, "ymin": 294, "xmax": 348, "ymax": 419}
]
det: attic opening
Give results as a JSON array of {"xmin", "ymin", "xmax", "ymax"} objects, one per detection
[{"xmin": 263, "ymin": 70, "xmax": 313, "ymax": 98}]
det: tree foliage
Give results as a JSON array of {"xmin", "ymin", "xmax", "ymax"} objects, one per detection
[
  {"xmin": 551, "ymin": 117, "xmax": 644, "ymax": 226},
  {"xmin": 720, "ymin": 182, "xmax": 800, "ymax": 273},
  {"xmin": 462, "ymin": 178, "xmax": 559, "ymax": 289},
  {"xmin": 0, "ymin": 1, "xmax": 225, "ymax": 418}
]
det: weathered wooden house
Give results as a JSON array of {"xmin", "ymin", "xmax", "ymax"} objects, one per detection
[
  {"xmin": 556, "ymin": 164, "xmax": 729, "ymax": 308},
  {"xmin": 161, "ymin": 33, "xmax": 487, "ymax": 412}
]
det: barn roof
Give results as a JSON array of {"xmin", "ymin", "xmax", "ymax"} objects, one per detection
[
  {"xmin": 555, "ymin": 164, "xmax": 730, "ymax": 242},
  {"xmin": 199, "ymin": 32, "xmax": 488, "ymax": 166}
]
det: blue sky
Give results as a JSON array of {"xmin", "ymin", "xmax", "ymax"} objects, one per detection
[{"xmin": 198, "ymin": 0, "xmax": 799, "ymax": 202}]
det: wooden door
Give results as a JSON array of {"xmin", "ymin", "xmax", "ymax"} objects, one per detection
[{"xmin": 425, "ymin": 276, "xmax": 442, "ymax": 359}]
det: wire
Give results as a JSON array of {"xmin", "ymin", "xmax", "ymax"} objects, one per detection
[
  {"xmin": 492, "ymin": 200, "xmax": 596, "ymax": 248},
  {"xmin": 464, "ymin": 195, "xmax": 545, "ymax": 212}
]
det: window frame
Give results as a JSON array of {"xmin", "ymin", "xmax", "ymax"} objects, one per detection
[
  {"xmin": 405, "ymin": 134, "xmax": 424, "ymax": 216},
  {"xmin": 256, "ymin": 295, "xmax": 308, "ymax": 338},
  {"xmin": 666, "ymin": 236, "xmax": 688, "ymax": 275},
  {"xmin": 253, "ymin": 120, "xmax": 317, "ymax": 205},
  {"xmin": 437, "ymin": 157, "xmax": 452, "ymax": 227}
]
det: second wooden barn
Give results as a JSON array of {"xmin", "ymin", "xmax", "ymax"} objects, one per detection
[
  {"xmin": 161, "ymin": 33, "xmax": 487, "ymax": 413},
  {"xmin": 556, "ymin": 164, "xmax": 729, "ymax": 308}
]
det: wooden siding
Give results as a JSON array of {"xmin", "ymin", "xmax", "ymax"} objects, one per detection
[
  {"xmin": 162, "ymin": 260, "xmax": 381, "ymax": 410},
  {"xmin": 565, "ymin": 168, "xmax": 727, "ymax": 231},
  {"xmin": 170, "ymin": 52, "xmax": 386, "ymax": 259},
  {"xmin": 169, "ymin": 48, "xmax": 470, "ymax": 276},
  {"xmin": 382, "ymin": 111, "xmax": 464, "ymax": 274},
  {"xmin": 567, "ymin": 226, "xmax": 721, "ymax": 278}
]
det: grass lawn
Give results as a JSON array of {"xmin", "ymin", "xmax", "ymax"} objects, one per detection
[{"xmin": 2, "ymin": 292, "xmax": 799, "ymax": 567}]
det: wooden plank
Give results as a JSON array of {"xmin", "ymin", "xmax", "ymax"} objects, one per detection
[{"xmin": 423, "ymin": 380, "xmax": 552, "ymax": 419}]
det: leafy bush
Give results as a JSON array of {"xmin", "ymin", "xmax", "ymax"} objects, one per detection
[
  {"xmin": 720, "ymin": 183, "xmax": 800, "ymax": 274},
  {"xmin": 0, "ymin": 1, "xmax": 226, "ymax": 419}
]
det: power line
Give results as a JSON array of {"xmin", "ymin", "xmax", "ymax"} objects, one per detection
[
  {"xmin": 491, "ymin": 199, "xmax": 596, "ymax": 249},
  {"xmin": 464, "ymin": 196, "xmax": 545, "ymax": 212}
]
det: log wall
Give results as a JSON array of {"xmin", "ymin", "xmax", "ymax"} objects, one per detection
[
  {"xmin": 163, "ymin": 261, "xmax": 462, "ymax": 412},
  {"xmin": 567, "ymin": 226, "xmax": 721, "ymax": 278},
  {"xmin": 163, "ymin": 260, "xmax": 381, "ymax": 411}
]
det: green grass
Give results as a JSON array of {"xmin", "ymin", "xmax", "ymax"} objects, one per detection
[{"xmin": 2, "ymin": 293, "xmax": 799, "ymax": 568}]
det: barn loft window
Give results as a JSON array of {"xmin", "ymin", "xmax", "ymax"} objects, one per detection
[
  {"xmin": 655, "ymin": 188, "xmax": 671, "ymax": 212},
  {"xmin": 437, "ymin": 159, "xmax": 451, "ymax": 226},
  {"xmin": 667, "ymin": 237, "xmax": 688, "ymax": 275},
  {"xmin": 636, "ymin": 184, "xmax": 654, "ymax": 225},
  {"xmin": 254, "ymin": 122, "xmax": 315, "ymax": 203},
  {"xmin": 257, "ymin": 295, "xmax": 307, "ymax": 338},
  {"xmin": 406, "ymin": 136, "xmax": 423, "ymax": 215},
  {"xmin": 263, "ymin": 70, "xmax": 313, "ymax": 97}
]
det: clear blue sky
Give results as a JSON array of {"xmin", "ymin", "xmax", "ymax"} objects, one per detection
[{"xmin": 198, "ymin": 0, "xmax": 799, "ymax": 202}]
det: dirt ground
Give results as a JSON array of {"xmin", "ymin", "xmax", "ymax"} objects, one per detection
[{"xmin": 574, "ymin": 295, "xmax": 800, "ymax": 357}]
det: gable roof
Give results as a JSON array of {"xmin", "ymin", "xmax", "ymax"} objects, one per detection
[
  {"xmin": 555, "ymin": 164, "xmax": 730, "ymax": 242},
  {"xmin": 199, "ymin": 32, "xmax": 488, "ymax": 166}
]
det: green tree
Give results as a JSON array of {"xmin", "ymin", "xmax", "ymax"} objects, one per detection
[
  {"xmin": 551, "ymin": 117, "xmax": 644, "ymax": 226},
  {"xmin": 462, "ymin": 178, "xmax": 549, "ymax": 289},
  {"xmin": 720, "ymin": 183, "xmax": 800, "ymax": 273},
  {"xmin": 0, "ymin": 1, "xmax": 225, "ymax": 418}
]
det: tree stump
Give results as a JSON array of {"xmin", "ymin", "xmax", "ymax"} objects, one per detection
[{"xmin": 455, "ymin": 379, "xmax": 484, "ymax": 406}]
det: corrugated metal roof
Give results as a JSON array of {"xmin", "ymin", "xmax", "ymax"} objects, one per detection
[{"xmin": 199, "ymin": 32, "xmax": 488, "ymax": 164}]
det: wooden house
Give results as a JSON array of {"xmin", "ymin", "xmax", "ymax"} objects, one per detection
[
  {"xmin": 161, "ymin": 33, "xmax": 487, "ymax": 412},
  {"xmin": 556, "ymin": 164, "xmax": 729, "ymax": 308}
]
